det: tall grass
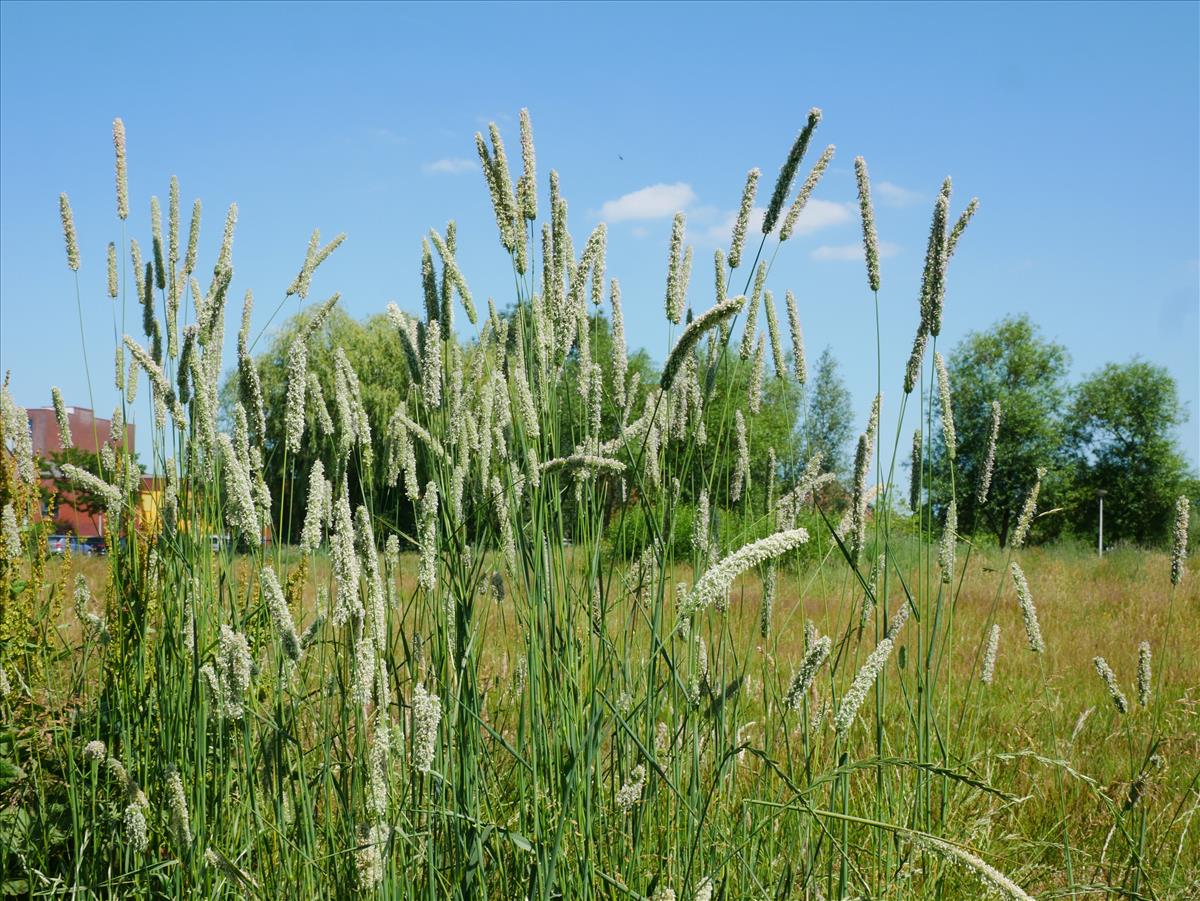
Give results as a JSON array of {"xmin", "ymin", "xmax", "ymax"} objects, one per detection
[{"xmin": 0, "ymin": 111, "xmax": 1195, "ymax": 900}]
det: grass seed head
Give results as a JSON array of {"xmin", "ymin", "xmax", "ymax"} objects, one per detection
[
  {"xmin": 59, "ymin": 193, "xmax": 80, "ymax": 271},
  {"xmin": 1011, "ymin": 467, "xmax": 1046, "ymax": 550},
  {"xmin": 683, "ymin": 527, "xmax": 809, "ymax": 617},
  {"xmin": 284, "ymin": 341, "xmax": 308, "ymax": 454},
  {"xmin": 666, "ymin": 212, "xmax": 686, "ymax": 324},
  {"xmin": 1093, "ymin": 656, "xmax": 1129, "ymax": 714},
  {"xmin": 763, "ymin": 107, "xmax": 821, "ymax": 236},
  {"xmin": 1171, "ymin": 495, "xmax": 1189, "ymax": 585},
  {"xmin": 615, "ymin": 764, "xmax": 647, "ymax": 814},
  {"xmin": 113, "ymin": 118, "xmax": 128, "ymax": 220},
  {"xmin": 215, "ymin": 202, "xmax": 238, "ymax": 278},
  {"xmin": 1137, "ymin": 641, "xmax": 1151, "ymax": 706},
  {"xmin": 851, "ymin": 432, "xmax": 872, "ymax": 561},
  {"xmin": 935, "ymin": 351, "xmax": 956, "ymax": 459},
  {"xmin": 183, "ymin": 199, "xmax": 201, "ymax": 276},
  {"xmin": 939, "ymin": 499, "xmax": 957, "ymax": 584},
  {"xmin": 123, "ymin": 803, "xmax": 147, "ymax": 852},
  {"xmin": 886, "ymin": 600, "xmax": 911, "ymax": 640},
  {"xmin": 106, "ymin": 242, "xmax": 118, "ymax": 298},
  {"xmin": 417, "ymin": 481, "xmax": 439, "ymax": 592},
  {"xmin": 978, "ymin": 400, "xmax": 1001, "ymax": 505},
  {"xmin": 660, "ymin": 296, "xmax": 744, "ymax": 392},
  {"xmin": 764, "ymin": 289, "xmax": 785, "ymax": 378},
  {"xmin": 784, "ymin": 290, "xmax": 806, "ymax": 384},
  {"xmin": 732, "ymin": 409, "xmax": 750, "ymax": 503},
  {"xmin": 785, "ymin": 635, "xmax": 832, "ymax": 710},
  {"xmin": 412, "ymin": 683, "xmax": 442, "ymax": 772},
  {"xmin": 835, "ymin": 638, "xmax": 894, "ymax": 740},
  {"xmin": 151, "ymin": 196, "xmax": 166, "ymax": 289},
  {"xmin": 1010, "ymin": 562, "xmax": 1045, "ymax": 653},
  {"xmin": 51, "ymin": 387, "xmax": 71, "ymax": 448},
  {"xmin": 261, "ymin": 566, "xmax": 301, "ymax": 662},
  {"xmin": 165, "ymin": 768, "xmax": 193, "ymax": 853},
  {"xmin": 854, "ymin": 156, "xmax": 880, "ymax": 292},
  {"xmin": 909, "ymin": 430, "xmax": 922, "ymax": 512},
  {"xmin": 1, "ymin": 503, "xmax": 20, "ymax": 560},
  {"xmin": 903, "ymin": 327, "xmax": 927, "ymax": 395},
  {"xmin": 728, "ymin": 167, "xmax": 760, "ymax": 269},
  {"xmin": 946, "ymin": 197, "xmax": 980, "ymax": 260},
  {"xmin": 749, "ymin": 334, "xmax": 765, "ymax": 414},
  {"xmin": 918, "ymin": 835, "xmax": 1035, "ymax": 901},
  {"xmin": 981, "ymin": 624, "xmax": 1001, "ymax": 685},
  {"xmin": 168, "ymin": 176, "xmax": 180, "ymax": 268},
  {"xmin": 920, "ymin": 179, "xmax": 951, "ymax": 336},
  {"xmin": 780, "ymin": 143, "xmax": 835, "ymax": 242}
]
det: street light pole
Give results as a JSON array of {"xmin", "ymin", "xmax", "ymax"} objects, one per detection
[{"xmin": 1097, "ymin": 489, "xmax": 1106, "ymax": 557}]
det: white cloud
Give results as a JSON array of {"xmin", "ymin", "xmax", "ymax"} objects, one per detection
[
  {"xmin": 784, "ymin": 199, "xmax": 853, "ymax": 235},
  {"xmin": 424, "ymin": 158, "xmax": 477, "ymax": 175},
  {"xmin": 697, "ymin": 199, "xmax": 850, "ymax": 247},
  {"xmin": 810, "ymin": 241, "xmax": 900, "ymax": 262},
  {"xmin": 687, "ymin": 204, "xmax": 722, "ymax": 225},
  {"xmin": 876, "ymin": 181, "xmax": 923, "ymax": 207},
  {"xmin": 698, "ymin": 205, "xmax": 766, "ymax": 247},
  {"xmin": 599, "ymin": 183, "xmax": 696, "ymax": 222}
]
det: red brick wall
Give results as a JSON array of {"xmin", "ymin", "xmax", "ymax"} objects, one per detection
[{"xmin": 27, "ymin": 406, "xmax": 135, "ymax": 537}]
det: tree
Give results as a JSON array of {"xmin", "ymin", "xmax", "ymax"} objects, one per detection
[
  {"xmin": 689, "ymin": 346, "xmax": 805, "ymax": 508},
  {"xmin": 801, "ymin": 347, "xmax": 854, "ymax": 477},
  {"xmin": 47, "ymin": 446, "xmax": 142, "ymax": 529},
  {"xmin": 529, "ymin": 307, "xmax": 657, "ymax": 533},
  {"xmin": 939, "ymin": 315, "xmax": 1071, "ymax": 546},
  {"xmin": 244, "ymin": 301, "xmax": 808, "ymax": 543},
  {"xmin": 236, "ymin": 305, "xmax": 417, "ymax": 541},
  {"xmin": 243, "ymin": 302, "xmax": 661, "ymax": 542},
  {"xmin": 1064, "ymin": 360, "xmax": 1195, "ymax": 546},
  {"xmin": 48, "ymin": 447, "xmax": 109, "ymax": 524},
  {"xmin": 539, "ymin": 307, "xmax": 656, "ymax": 466}
]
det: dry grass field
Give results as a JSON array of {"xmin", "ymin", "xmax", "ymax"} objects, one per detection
[{"xmin": 34, "ymin": 539, "xmax": 1197, "ymax": 897}]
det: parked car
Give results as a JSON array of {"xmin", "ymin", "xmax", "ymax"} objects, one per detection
[
  {"xmin": 48, "ymin": 535, "xmax": 92, "ymax": 555},
  {"xmin": 84, "ymin": 536, "xmax": 108, "ymax": 556}
]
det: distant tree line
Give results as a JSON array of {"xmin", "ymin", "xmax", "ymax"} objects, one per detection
[
  {"xmin": 235, "ymin": 306, "xmax": 1196, "ymax": 551},
  {"xmin": 927, "ymin": 314, "xmax": 1196, "ymax": 548}
]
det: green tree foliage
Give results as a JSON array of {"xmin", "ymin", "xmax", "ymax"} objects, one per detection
[
  {"xmin": 526, "ymin": 308, "xmax": 656, "ymax": 532},
  {"xmin": 1064, "ymin": 360, "xmax": 1195, "ymax": 546},
  {"xmin": 47, "ymin": 446, "xmax": 141, "ymax": 526},
  {"xmin": 937, "ymin": 315, "xmax": 1071, "ymax": 546},
  {"xmin": 800, "ymin": 346, "xmax": 854, "ymax": 478},
  {"xmin": 250, "ymin": 304, "xmax": 1196, "ymax": 554},
  {"xmin": 241, "ymin": 302, "xmax": 808, "ymax": 546},
  {"xmin": 242, "ymin": 305, "xmax": 415, "ymax": 540},
  {"xmin": 690, "ymin": 346, "xmax": 805, "ymax": 508},
  {"xmin": 538, "ymin": 309, "xmax": 655, "ymax": 462}
]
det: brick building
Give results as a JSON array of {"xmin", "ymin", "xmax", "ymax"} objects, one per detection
[{"xmin": 26, "ymin": 405, "xmax": 134, "ymax": 537}]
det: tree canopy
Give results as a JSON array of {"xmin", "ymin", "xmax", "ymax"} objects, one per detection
[
  {"xmin": 936, "ymin": 316, "xmax": 1195, "ymax": 548},
  {"xmin": 936, "ymin": 315, "xmax": 1071, "ymax": 545},
  {"xmin": 1064, "ymin": 359, "xmax": 1194, "ymax": 545},
  {"xmin": 238, "ymin": 304, "xmax": 1194, "ymax": 551},
  {"xmin": 801, "ymin": 346, "xmax": 854, "ymax": 478},
  {"xmin": 235, "ymin": 298, "xmax": 817, "ymax": 543}
]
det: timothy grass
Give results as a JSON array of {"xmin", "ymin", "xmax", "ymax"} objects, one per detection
[{"xmin": 0, "ymin": 111, "xmax": 1197, "ymax": 900}]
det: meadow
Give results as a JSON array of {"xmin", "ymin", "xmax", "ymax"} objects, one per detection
[{"xmin": 0, "ymin": 109, "xmax": 1196, "ymax": 899}]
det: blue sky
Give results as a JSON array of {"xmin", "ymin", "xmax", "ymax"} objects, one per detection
[{"xmin": 2, "ymin": 1, "xmax": 1197, "ymax": 468}]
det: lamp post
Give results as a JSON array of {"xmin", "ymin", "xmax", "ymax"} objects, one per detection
[{"xmin": 1097, "ymin": 489, "xmax": 1107, "ymax": 557}]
